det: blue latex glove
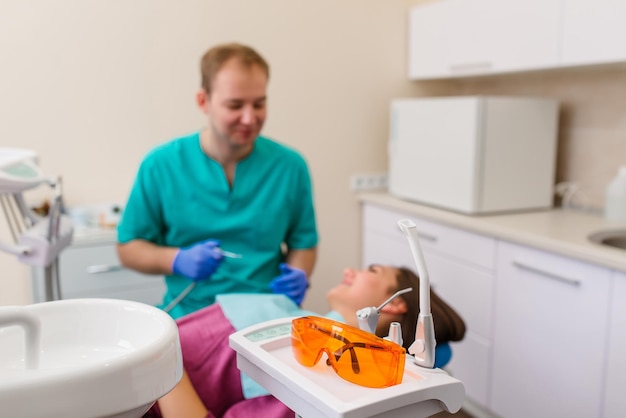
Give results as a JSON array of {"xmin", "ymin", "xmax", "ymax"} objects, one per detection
[
  {"xmin": 172, "ymin": 239, "xmax": 224, "ymax": 281},
  {"xmin": 269, "ymin": 263, "xmax": 309, "ymax": 305}
]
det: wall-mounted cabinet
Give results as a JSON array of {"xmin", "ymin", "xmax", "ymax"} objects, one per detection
[
  {"xmin": 409, "ymin": 0, "xmax": 626, "ymax": 80},
  {"xmin": 561, "ymin": 0, "xmax": 626, "ymax": 66}
]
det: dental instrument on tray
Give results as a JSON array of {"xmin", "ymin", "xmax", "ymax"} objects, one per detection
[
  {"xmin": 163, "ymin": 248, "xmax": 242, "ymax": 313},
  {"xmin": 398, "ymin": 218, "xmax": 436, "ymax": 369},
  {"xmin": 0, "ymin": 148, "xmax": 73, "ymax": 301},
  {"xmin": 356, "ymin": 287, "xmax": 413, "ymax": 336}
]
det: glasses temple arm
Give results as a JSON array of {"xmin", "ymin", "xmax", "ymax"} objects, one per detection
[{"xmin": 312, "ymin": 324, "xmax": 362, "ymax": 374}]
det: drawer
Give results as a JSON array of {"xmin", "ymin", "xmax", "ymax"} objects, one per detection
[
  {"xmin": 363, "ymin": 203, "xmax": 496, "ymax": 270},
  {"xmin": 63, "ymin": 284, "xmax": 164, "ymax": 306},
  {"xmin": 447, "ymin": 333, "xmax": 491, "ymax": 407},
  {"xmin": 363, "ymin": 227, "xmax": 414, "ymax": 268},
  {"xmin": 424, "ymin": 251, "xmax": 495, "ymax": 339},
  {"xmin": 30, "ymin": 243, "xmax": 166, "ymax": 306}
]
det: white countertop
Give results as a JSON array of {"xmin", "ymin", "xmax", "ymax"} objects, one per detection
[
  {"xmin": 70, "ymin": 226, "xmax": 118, "ymax": 246},
  {"xmin": 359, "ymin": 192, "xmax": 626, "ymax": 273}
]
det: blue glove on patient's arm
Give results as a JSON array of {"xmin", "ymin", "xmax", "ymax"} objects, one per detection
[
  {"xmin": 172, "ymin": 239, "xmax": 224, "ymax": 281},
  {"xmin": 269, "ymin": 263, "xmax": 309, "ymax": 305}
]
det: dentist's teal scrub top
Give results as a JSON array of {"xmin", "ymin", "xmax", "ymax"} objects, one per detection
[{"xmin": 117, "ymin": 132, "xmax": 318, "ymax": 318}]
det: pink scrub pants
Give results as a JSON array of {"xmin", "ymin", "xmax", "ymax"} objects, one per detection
[{"xmin": 145, "ymin": 303, "xmax": 294, "ymax": 418}]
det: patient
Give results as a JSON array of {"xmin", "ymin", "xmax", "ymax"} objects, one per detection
[{"xmin": 145, "ymin": 264, "xmax": 466, "ymax": 418}]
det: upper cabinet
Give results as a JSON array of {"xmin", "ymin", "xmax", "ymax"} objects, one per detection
[
  {"xmin": 561, "ymin": 0, "xmax": 626, "ymax": 66},
  {"xmin": 409, "ymin": 0, "xmax": 626, "ymax": 80}
]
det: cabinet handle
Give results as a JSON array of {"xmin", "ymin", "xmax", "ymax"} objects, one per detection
[
  {"xmin": 86, "ymin": 264, "xmax": 125, "ymax": 274},
  {"xmin": 417, "ymin": 232, "xmax": 437, "ymax": 243},
  {"xmin": 449, "ymin": 61, "xmax": 492, "ymax": 73},
  {"xmin": 512, "ymin": 260, "xmax": 581, "ymax": 287}
]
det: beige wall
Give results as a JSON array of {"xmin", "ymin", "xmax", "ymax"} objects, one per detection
[
  {"xmin": 1, "ymin": 1, "xmax": 623, "ymax": 312},
  {"xmin": 0, "ymin": 0, "xmax": 438, "ymax": 311},
  {"xmin": 442, "ymin": 66, "xmax": 626, "ymax": 210}
]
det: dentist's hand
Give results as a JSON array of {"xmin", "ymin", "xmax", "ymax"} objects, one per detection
[
  {"xmin": 171, "ymin": 239, "xmax": 224, "ymax": 281},
  {"xmin": 269, "ymin": 263, "xmax": 309, "ymax": 305}
]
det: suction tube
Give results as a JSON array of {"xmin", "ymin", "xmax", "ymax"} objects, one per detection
[{"xmin": 398, "ymin": 219, "xmax": 436, "ymax": 368}]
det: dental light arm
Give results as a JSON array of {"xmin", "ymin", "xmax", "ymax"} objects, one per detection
[
  {"xmin": 356, "ymin": 287, "xmax": 413, "ymax": 335},
  {"xmin": 0, "ymin": 148, "xmax": 74, "ymax": 301},
  {"xmin": 398, "ymin": 219, "xmax": 436, "ymax": 369}
]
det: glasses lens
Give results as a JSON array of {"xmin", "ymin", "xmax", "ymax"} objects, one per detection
[
  {"xmin": 291, "ymin": 316, "xmax": 405, "ymax": 388},
  {"xmin": 292, "ymin": 318, "xmax": 329, "ymax": 366},
  {"xmin": 333, "ymin": 344, "xmax": 404, "ymax": 388}
]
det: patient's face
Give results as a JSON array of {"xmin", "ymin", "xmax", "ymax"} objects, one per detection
[{"xmin": 327, "ymin": 264, "xmax": 398, "ymax": 313}]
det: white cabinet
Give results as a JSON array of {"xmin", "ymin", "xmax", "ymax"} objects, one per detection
[
  {"xmin": 560, "ymin": 0, "xmax": 626, "ymax": 66},
  {"xmin": 32, "ymin": 233, "xmax": 165, "ymax": 305},
  {"xmin": 408, "ymin": 0, "xmax": 560, "ymax": 79},
  {"xmin": 362, "ymin": 203, "xmax": 496, "ymax": 405},
  {"xmin": 604, "ymin": 270, "xmax": 626, "ymax": 418},
  {"xmin": 408, "ymin": 0, "xmax": 626, "ymax": 80},
  {"xmin": 490, "ymin": 241, "xmax": 612, "ymax": 418}
]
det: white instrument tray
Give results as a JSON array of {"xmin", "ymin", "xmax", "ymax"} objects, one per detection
[{"xmin": 229, "ymin": 317, "xmax": 465, "ymax": 418}]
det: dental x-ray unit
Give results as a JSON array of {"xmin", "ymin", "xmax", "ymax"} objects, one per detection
[
  {"xmin": 0, "ymin": 148, "xmax": 73, "ymax": 301},
  {"xmin": 229, "ymin": 219, "xmax": 464, "ymax": 418}
]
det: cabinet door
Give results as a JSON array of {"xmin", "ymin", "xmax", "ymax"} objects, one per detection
[
  {"xmin": 561, "ymin": 0, "xmax": 626, "ymax": 66},
  {"xmin": 604, "ymin": 270, "xmax": 626, "ymax": 418},
  {"xmin": 491, "ymin": 241, "xmax": 611, "ymax": 418},
  {"xmin": 423, "ymin": 251, "xmax": 494, "ymax": 406},
  {"xmin": 31, "ymin": 243, "xmax": 166, "ymax": 305},
  {"xmin": 408, "ymin": 0, "xmax": 560, "ymax": 79}
]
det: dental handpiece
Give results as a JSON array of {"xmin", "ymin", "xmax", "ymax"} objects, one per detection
[{"xmin": 356, "ymin": 287, "xmax": 413, "ymax": 334}]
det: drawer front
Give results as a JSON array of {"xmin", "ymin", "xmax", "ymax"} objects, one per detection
[
  {"xmin": 424, "ymin": 251, "xmax": 494, "ymax": 339},
  {"xmin": 447, "ymin": 333, "xmax": 491, "ymax": 407},
  {"xmin": 58, "ymin": 244, "xmax": 165, "ymax": 301},
  {"xmin": 363, "ymin": 227, "xmax": 414, "ymax": 268},
  {"xmin": 363, "ymin": 203, "xmax": 496, "ymax": 269},
  {"xmin": 62, "ymin": 285, "xmax": 164, "ymax": 306}
]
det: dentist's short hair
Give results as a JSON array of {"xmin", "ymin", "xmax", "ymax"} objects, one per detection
[{"xmin": 200, "ymin": 42, "xmax": 270, "ymax": 94}]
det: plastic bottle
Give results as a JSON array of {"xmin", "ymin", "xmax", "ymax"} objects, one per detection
[{"xmin": 605, "ymin": 165, "xmax": 626, "ymax": 222}]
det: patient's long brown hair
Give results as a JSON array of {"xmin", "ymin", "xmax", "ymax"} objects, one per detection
[{"xmin": 394, "ymin": 267, "xmax": 466, "ymax": 350}]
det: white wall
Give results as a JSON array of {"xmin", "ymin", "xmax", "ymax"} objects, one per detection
[{"xmin": 0, "ymin": 0, "xmax": 442, "ymax": 310}]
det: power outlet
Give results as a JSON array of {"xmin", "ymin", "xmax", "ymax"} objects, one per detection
[{"xmin": 350, "ymin": 173, "xmax": 388, "ymax": 191}]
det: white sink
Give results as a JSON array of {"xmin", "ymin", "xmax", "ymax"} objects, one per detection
[{"xmin": 0, "ymin": 298, "xmax": 182, "ymax": 418}]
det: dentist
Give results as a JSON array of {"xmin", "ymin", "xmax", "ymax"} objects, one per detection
[{"xmin": 117, "ymin": 43, "xmax": 318, "ymax": 318}]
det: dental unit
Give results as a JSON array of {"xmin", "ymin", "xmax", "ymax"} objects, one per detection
[
  {"xmin": 0, "ymin": 148, "xmax": 73, "ymax": 301},
  {"xmin": 0, "ymin": 148, "xmax": 183, "ymax": 418},
  {"xmin": 229, "ymin": 218, "xmax": 465, "ymax": 417}
]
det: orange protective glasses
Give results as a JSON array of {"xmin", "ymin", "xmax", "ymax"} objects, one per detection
[{"xmin": 291, "ymin": 316, "xmax": 406, "ymax": 388}]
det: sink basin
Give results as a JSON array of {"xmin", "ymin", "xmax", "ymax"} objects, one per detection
[
  {"xmin": 0, "ymin": 298, "xmax": 182, "ymax": 418},
  {"xmin": 588, "ymin": 229, "xmax": 626, "ymax": 250}
]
